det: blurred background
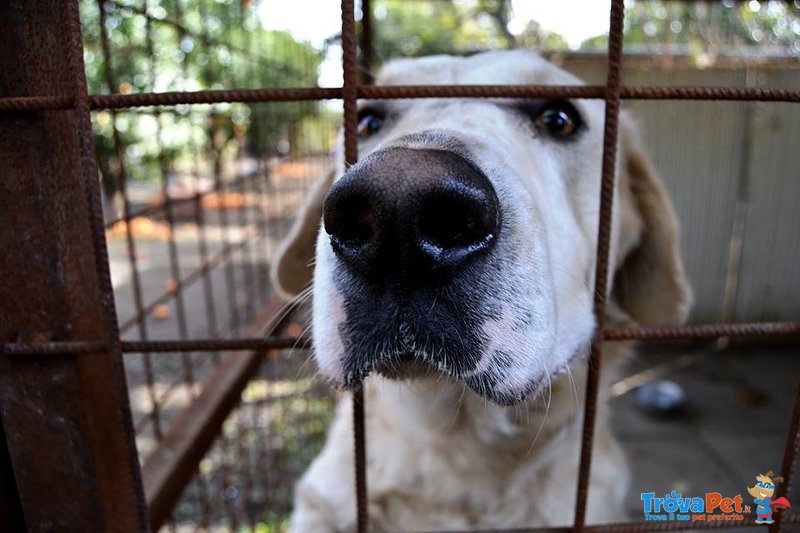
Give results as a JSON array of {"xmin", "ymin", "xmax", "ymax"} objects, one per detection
[{"xmin": 79, "ymin": 1, "xmax": 800, "ymax": 530}]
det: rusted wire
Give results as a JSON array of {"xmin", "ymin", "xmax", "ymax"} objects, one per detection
[
  {"xmin": 622, "ymin": 85, "xmax": 800, "ymax": 101},
  {"xmin": 144, "ymin": 0, "xmax": 198, "ymax": 406},
  {"xmin": 341, "ymin": 0, "xmax": 369, "ymax": 531},
  {"xmin": 574, "ymin": 1, "xmax": 625, "ymax": 529},
  {"xmin": 96, "ymin": 0, "xmax": 164, "ymax": 441},
  {"xmin": 7, "ymin": 317, "xmax": 800, "ymax": 355},
  {"xmin": 82, "ymin": 84, "xmax": 800, "ymax": 105},
  {"xmin": 4, "ymin": 84, "xmax": 800, "ymax": 114},
  {"xmin": 359, "ymin": 0, "xmax": 374, "ymax": 85},
  {"xmin": 89, "ymin": 87, "xmax": 342, "ymax": 109},
  {"xmin": 117, "ymin": 229, "xmax": 259, "ymax": 334},
  {"xmin": 0, "ymin": 95, "xmax": 74, "ymax": 111},
  {"xmin": 771, "ymin": 379, "xmax": 800, "ymax": 533},
  {"xmin": 62, "ymin": 0, "xmax": 148, "ymax": 521},
  {"xmin": 102, "ymin": 173, "xmax": 255, "ymax": 229},
  {"xmin": 604, "ymin": 321, "xmax": 800, "ymax": 340}
]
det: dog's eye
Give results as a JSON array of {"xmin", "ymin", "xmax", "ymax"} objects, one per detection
[
  {"xmin": 534, "ymin": 101, "xmax": 582, "ymax": 139},
  {"xmin": 357, "ymin": 108, "xmax": 385, "ymax": 139}
]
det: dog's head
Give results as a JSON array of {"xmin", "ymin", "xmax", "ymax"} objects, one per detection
[{"xmin": 272, "ymin": 51, "xmax": 691, "ymax": 405}]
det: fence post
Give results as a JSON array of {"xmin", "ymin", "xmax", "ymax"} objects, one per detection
[{"xmin": 0, "ymin": 1, "xmax": 148, "ymax": 530}]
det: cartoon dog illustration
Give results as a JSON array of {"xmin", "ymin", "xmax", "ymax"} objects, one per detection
[{"xmin": 747, "ymin": 471, "xmax": 791, "ymax": 524}]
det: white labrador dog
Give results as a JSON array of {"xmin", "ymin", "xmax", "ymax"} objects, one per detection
[{"xmin": 272, "ymin": 50, "xmax": 691, "ymax": 532}]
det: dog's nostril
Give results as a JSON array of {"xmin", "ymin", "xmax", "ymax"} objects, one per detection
[
  {"xmin": 418, "ymin": 184, "xmax": 497, "ymax": 255},
  {"xmin": 326, "ymin": 194, "xmax": 374, "ymax": 249},
  {"xmin": 323, "ymin": 148, "xmax": 500, "ymax": 282}
]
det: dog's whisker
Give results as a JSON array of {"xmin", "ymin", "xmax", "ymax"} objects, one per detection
[
  {"xmin": 263, "ymin": 284, "xmax": 314, "ymax": 342},
  {"xmin": 292, "ymin": 323, "xmax": 317, "ymax": 380}
]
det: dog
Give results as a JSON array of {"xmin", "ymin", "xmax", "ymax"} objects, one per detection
[{"xmin": 271, "ymin": 50, "xmax": 691, "ymax": 532}]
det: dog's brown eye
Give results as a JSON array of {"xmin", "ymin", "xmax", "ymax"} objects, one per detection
[
  {"xmin": 534, "ymin": 101, "xmax": 582, "ymax": 139},
  {"xmin": 357, "ymin": 109, "xmax": 384, "ymax": 139}
]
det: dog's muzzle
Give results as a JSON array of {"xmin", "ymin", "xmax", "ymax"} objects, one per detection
[{"xmin": 323, "ymin": 148, "xmax": 500, "ymax": 287}]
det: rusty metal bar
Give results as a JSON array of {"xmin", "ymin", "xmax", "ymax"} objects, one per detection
[
  {"xmin": 171, "ymin": 0, "xmax": 223, "ymax": 382},
  {"xmin": 574, "ymin": 0, "xmax": 625, "ymax": 529},
  {"xmin": 5, "ymin": 84, "xmax": 800, "ymax": 114},
  {"xmin": 0, "ymin": 412, "xmax": 25, "ymax": 529},
  {"xmin": 359, "ymin": 0, "xmax": 374, "ymax": 85},
  {"xmin": 233, "ymin": 179, "xmax": 258, "ymax": 326},
  {"xmin": 0, "ymin": 0, "xmax": 147, "ymax": 529},
  {"xmin": 90, "ymin": 87, "xmax": 342, "ymax": 108},
  {"xmin": 2, "ymin": 337, "xmax": 306, "ymax": 356},
  {"xmin": 341, "ymin": 0, "xmax": 369, "ymax": 531},
  {"xmin": 359, "ymin": 85, "xmax": 800, "ymax": 102},
  {"xmin": 6, "ymin": 316, "xmax": 800, "ymax": 356},
  {"xmin": 141, "ymin": 296, "xmax": 290, "ymax": 530},
  {"xmin": 82, "ymin": 84, "xmax": 800, "ymax": 104},
  {"xmin": 366, "ymin": 84, "xmax": 800, "ymax": 101},
  {"xmin": 188, "ymin": 173, "xmax": 223, "ymax": 369},
  {"xmin": 96, "ymin": 0, "xmax": 165, "ymax": 441},
  {"xmin": 771, "ymin": 378, "xmax": 800, "ymax": 533},
  {"xmin": 144, "ymin": 0, "xmax": 198, "ymax": 408},
  {"xmin": 0, "ymin": 95, "xmax": 75, "ymax": 110},
  {"xmin": 604, "ymin": 321, "xmax": 800, "ymax": 341}
]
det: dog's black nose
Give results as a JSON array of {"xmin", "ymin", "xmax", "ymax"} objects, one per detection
[{"xmin": 323, "ymin": 148, "xmax": 499, "ymax": 285}]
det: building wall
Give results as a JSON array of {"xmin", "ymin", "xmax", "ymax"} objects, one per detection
[{"xmin": 562, "ymin": 58, "xmax": 799, "ymax": 323}]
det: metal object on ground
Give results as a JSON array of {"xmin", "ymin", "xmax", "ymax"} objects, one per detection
[{"xmin": 632, "ymin": 380, "xmax": 687, "ymax": 415}]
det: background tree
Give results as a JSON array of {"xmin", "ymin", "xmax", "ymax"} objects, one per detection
[
  {"xmin": 81, "ymin": 0, "xmax": 799, "ymax": 215},
  {"xmin": 581, "ymin": 1, "xmax": 800, "ymax": 56},
  {"xmin": 80, "ymin": 0, "xmax": 325, "ymax": 214}
]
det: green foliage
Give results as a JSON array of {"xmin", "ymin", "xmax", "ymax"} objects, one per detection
[
  {"xmin": 364, "ymin": 0, "xmax": 798, "ymax": 68},
  {"xmin": 370, "ymin": 1, "xmax": 499, "ymax": 61},
  {"xmin": 81, "ymin": 0, "xmax": 329, "ymax": 194},
  {"xmin": 582, "ymin": 1, "xmax": 800, "ymax": 53},
  {"xmin": 362, "ymin": 0, "xmax": 570, "ymax": 70},
  {"xmin": 84, "ymin": 0, "xmax": 799, "ymax": 194}
]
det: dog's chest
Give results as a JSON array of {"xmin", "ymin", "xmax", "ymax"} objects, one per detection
[{"xmin": 363, "ymin": 386, "xmax": 581, "ymax": 530}]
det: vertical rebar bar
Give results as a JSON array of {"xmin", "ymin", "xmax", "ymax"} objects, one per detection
[
  {"xmin": 341, "ymin": 0, "xmax": 368, "ymax": 531},
  {"xmin": 573, "ymin": 0, "xmax": 626, "ymax": 530},
  {"xmin": 95, "ymin": 0, "xmax": 164, "ymax": 441},
  {"xmin": 771, "ymin": 378, "xmax": 800, "ymax": 533}
]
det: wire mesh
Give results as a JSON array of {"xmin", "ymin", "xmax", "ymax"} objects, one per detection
[{"xmin": 0, "ymin": 0, "xmax": 798, "ymax": 532}]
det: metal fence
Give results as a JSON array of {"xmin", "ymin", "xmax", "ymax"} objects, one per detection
[{"xmin": 1, "ymin": 0, "xmax": 799, "ymax": 532}]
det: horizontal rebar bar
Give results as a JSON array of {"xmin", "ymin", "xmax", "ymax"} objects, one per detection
[
  {"xmin": 3, "ymin": 320, "xmax": 799, "ymax": 356},
  {"xmin": 3, "ymin": 84, "xmax": 800, "ymax": 113}
]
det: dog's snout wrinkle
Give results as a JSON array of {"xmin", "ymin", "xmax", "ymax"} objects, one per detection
[{"xmin": 323, "ymin": 147, "xmax": 500, "ymax": 286}]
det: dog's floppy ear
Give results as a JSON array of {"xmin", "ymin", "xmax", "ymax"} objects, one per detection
[
  {"xmin": 613, "ymin": 124, "xmax": 692, "ymax": 326},
  {"xmin": 270, "ymin": 170, "xmax": 335, "ymax": 299}
]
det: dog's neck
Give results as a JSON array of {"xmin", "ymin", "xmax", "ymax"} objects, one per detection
[
  {"xmin": 363, "ymin": 345, "xmax": 627, "ymax": 461},
  {"xmin": 367, "ymin": 376, "xmax": 568, "ymax": 448}
]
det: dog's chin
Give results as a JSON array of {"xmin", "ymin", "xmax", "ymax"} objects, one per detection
[
  {"xmin": 372, "ymin": 352, "xmax": 441, "ymax": 381},
  {"xmin": 337, "ymin": 351, "xmax": 562, "ymax": 407}
]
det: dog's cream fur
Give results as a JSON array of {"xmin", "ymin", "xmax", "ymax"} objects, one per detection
[{"xmin": 272, "ymin": 51, "xmax": 691, "ymax": 532}]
